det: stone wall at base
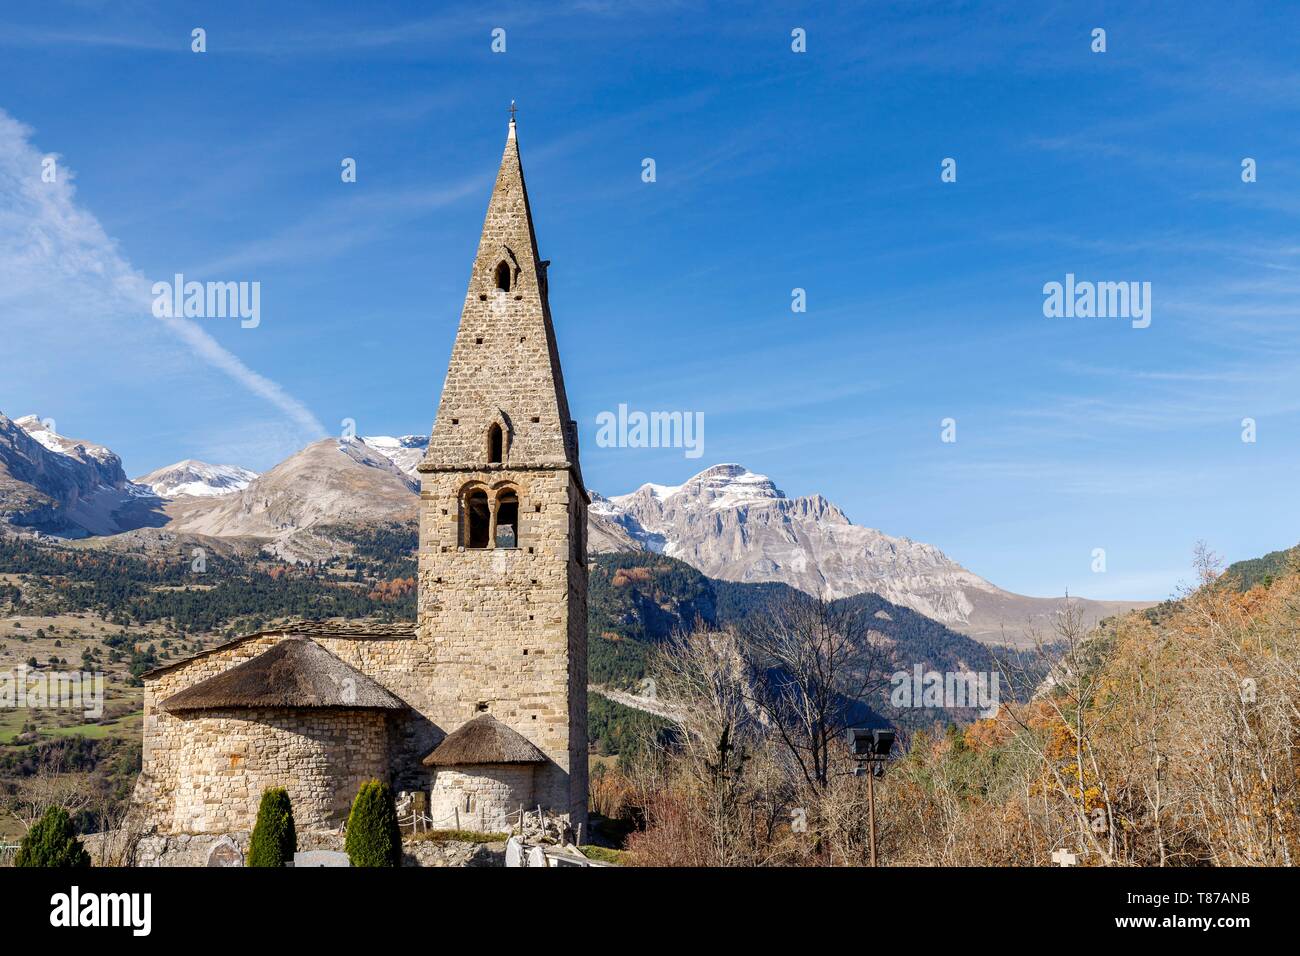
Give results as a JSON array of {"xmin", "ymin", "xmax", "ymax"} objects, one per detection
[{"xmin": 84, "ymin": 830, "xmax": 505, "ymax": 868}]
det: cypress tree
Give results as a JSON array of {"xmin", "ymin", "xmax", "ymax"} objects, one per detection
[
  {"xmin": 247, "ymin": 787, "xmax": 296, "ymax": 867},
  {"xmin": 344, "ymin": 780, "xmax": 402, "ymax": 867},
  {"xmin": 15, "ymin": 806, "xmax": 90, "ymax": 868}
]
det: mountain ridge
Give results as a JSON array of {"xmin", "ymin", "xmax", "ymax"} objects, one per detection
[
  {"xmin": 589, "ymin": 463, "xmax": 1151, "ymax": 645},
  {"xmin": 0, "ymin": 415, "xmax": 1152, "ymax": 643},
  {"xmin": 158, "ymin": 437, "xmax": 418, "ymax": 560},
  {"xmin": 0, "ymin": 413, "xmax": 164, "ymax": 536}
]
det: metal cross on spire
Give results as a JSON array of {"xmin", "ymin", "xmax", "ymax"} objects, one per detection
[{"xmin": 508, "ymin": 100, "xmax": 518, "ymax": 124}]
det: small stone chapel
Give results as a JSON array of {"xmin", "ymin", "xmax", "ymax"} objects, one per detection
[{"xmin": 133, "ymin": 113, "xmax": 590, "ymax": 839}]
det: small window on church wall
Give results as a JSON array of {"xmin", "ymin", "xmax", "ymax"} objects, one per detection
[
  {"xmin": 496, "ymin": 489, "xmax": 519, "ymax": 548},
  {"xmin": 487, "ymin": 423, "xmax": 504, "ymax": 464},
  {"xmin": 494, "ymin": 261, "xmax": 512, "ymax": 292},
  {"xmin": 464, "ymin": 490, "xmax": 490, "ymax": 549}
]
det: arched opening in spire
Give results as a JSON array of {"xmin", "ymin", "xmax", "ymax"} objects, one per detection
[
  {"xmin": 494, "ymin": 261, "xmax": 512, "ymax": 292},
  {"xmin": 487, "ymin": 423, "xmax": 504, "ymax": 464}
]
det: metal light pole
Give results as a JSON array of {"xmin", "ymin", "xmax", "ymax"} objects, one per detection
[
  {"xmin": 848, "ymin": 728, "xmax": 895, "ymax": 867},
  {"xmin": 866, "ymin": 764, "xmax": 877, "ymax": 867}
]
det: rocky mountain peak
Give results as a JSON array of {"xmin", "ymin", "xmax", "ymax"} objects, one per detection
[
  {"xmin": 609, "ymin": 462, "xmax": 849, "ymax": 534},
  {"xmin": 592, "ymin": 461, "xmax": 994, "ymax": 624},
  {"xmin": 359, "ymin": 435, "xmax": 429, "ymax": 478},
  {"xmin": 611, "ymin": 463, "xmax": 785, "ymax": 514},
  {"xmin": 0, "ymin": 410, "xmax": 159, "ymax": 536},
  {"xmin": 134, "ymin": 459, "xmax": 259, "ymax": 499},
  {"xmin": 159, "ymin": 437, "xmax": 419, "ymax": 558},
  {"xmin": 13, "ymin": 414, "xmax": 124, "ymax": 471}
]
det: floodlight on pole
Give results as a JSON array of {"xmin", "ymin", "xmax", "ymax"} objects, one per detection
[
  {"xmin": 847, "ymin": 726, "xmax": 896, "ymax": 867},
  {"xmin": 871, "ymin": 729, "xmax": 895, "ymax": 758},
  {"xmin": 848, "ymin": 727, "xmax": 873, "ymax": 758}
]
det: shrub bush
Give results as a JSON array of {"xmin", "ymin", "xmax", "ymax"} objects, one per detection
[
  {"xmin": 247, "ymin": 787, "xmax": 296, "ymax": 867},
  {"xmin": 345, "ymin": 780, "xmax": 401, "ymax": 867},
  {"xmin": 15, "ymin": 806, "xmax": 90, "ymax": 867}
]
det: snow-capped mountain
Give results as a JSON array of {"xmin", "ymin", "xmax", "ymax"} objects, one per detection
[
  {"xmin": 134, "ymin": 459, "xmax": 258, "ymax": 499},
  {"xmin": 358, "ymin": 435, "xmax": 428, "ymax": 478},
  {"xmin": 0, "ymin": 413, "xmax": 164, "ymax": 536},
  {"xmin": 610, "ymin": 465, "xmax": 788, "ymax": 513},
  {"xmin": 589, "ymin": 464, "xmax": 1149, "ymax": 644},
  {"xmin": 0, "ymin": 418, "xmax": 425, "ymax": 558},
  {"xmin": 595, "ymin": 464, "xmax": 991, "ymax": 615}
]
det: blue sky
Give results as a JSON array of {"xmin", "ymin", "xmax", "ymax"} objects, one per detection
[{"xmin": 2, "ymin": 0, "xmax": 1298, "ymax": 601}]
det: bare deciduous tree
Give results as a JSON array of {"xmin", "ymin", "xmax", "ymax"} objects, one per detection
[
  {"xmin": 7, "ymin": 746, "xmax": 91, "ymax": 832},
  {"xmin": 739, "ymin": 592, "xmax": 895, "ymax": 789}
]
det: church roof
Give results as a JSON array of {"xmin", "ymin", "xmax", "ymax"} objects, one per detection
[
  {"xmin": 421, "ymin": 714, "xmax": 547, "ymax": 766},
  {"xmin": 160, "ymin": 637, "xmax": 407, "ymax": 713},
  {"xmin": 142, "ymin": 618, "xmax": 417, "ymax": 679}
]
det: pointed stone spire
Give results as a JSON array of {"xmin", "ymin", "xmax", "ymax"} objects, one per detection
[{"xmin": 421, "ymin": 116, "xmax": 582, "ymax": 487}]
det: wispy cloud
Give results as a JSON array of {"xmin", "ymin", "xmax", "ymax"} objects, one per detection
[
  {"xmin": 0, "ymin": 109, "xmax": 327, "ymax": 441},
  {"xmin": 0, "ymin": 2, "xmax": 657, "ymax": 58}
]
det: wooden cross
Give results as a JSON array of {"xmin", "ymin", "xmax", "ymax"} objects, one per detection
[
  {"xmin": 1051, "ymin": 848, "xmax": 1078, "ymax": 867},
  {"xmin": 508, "ymin": 100, "xmax": 518, "ymax": 123}
]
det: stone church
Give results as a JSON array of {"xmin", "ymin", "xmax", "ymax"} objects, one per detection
[{"xmin": 134, "ymin": 115, "xmax": 589, "ymax": 839}]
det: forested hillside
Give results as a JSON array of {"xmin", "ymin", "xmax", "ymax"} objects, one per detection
[
  {"xmin": 1219, "ymin": 543, "xmax": 1299, "ymax": 592},
  {"xmin": 588, "ymin": 551, "xmax": 1023, "ymax": 738},
  {"xmin": 0, "ymin": 525, "xmax": 416, "ymax": 637}
]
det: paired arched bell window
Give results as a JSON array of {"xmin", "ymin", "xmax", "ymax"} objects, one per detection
[{"xmin": 460, "ymin": 484, "xmax": 521, "ymax": 550}]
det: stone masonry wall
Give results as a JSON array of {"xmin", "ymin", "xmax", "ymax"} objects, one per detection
[
  {"xmin": 429, "ymin": 764, "xmax": 534, "ymax": 833},
  {"xmin": 417, "ymin": 465, "xmax": 587, "ymax": 824},
  {"xmin": 163, "ymin": 707, "xmax": 387, "ymax": 833}
]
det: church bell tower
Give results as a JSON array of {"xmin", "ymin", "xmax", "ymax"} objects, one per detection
[{"xmin": 416, "ymin": 113, "xmax": 589, "ymax": 826}]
